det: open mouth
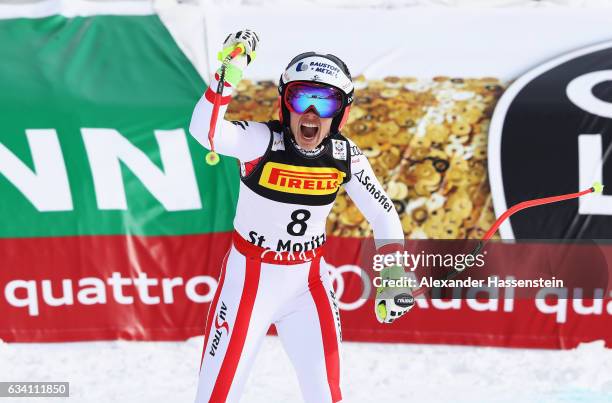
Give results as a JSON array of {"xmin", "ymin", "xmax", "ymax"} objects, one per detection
[{"xmin": 299, "ymin": 122, "xmax": 320, "ymax": 140}]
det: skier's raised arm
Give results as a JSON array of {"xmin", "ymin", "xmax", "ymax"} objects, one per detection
[{"xmin": 188, "ymin": 30, "xmax": 270, "ymax": 162}]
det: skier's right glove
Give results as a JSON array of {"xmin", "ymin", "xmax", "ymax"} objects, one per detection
[
  {"xmin": 217, "ymin": 29, "xmax": 260, "ymax": 87},
  {"xmin": 375, "ymin": 265, "xmax": 415, "ymax": 324}
]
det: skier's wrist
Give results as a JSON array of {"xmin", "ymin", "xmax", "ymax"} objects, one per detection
[{"xmin": 217, "ymin": 62, "xmax": 243, "ymax": 88}]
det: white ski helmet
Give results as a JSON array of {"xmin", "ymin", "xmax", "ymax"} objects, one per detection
[{"xmin": 278, "ymin": 52, "xmax": 354, "ymax": 134}]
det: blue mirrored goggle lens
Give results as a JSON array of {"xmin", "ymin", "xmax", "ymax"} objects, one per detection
[{"xmin": 285, "ymin": 84, "xmax": 344, "ymax": 118}]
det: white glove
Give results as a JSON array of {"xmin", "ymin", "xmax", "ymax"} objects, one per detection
[
  {"xmin": 220, "ymin": 29, "xmax": 260, "ymax": 65},
  {"xmin": 375, "ymin": 265, "xmax": 415, "ymax": 324}
]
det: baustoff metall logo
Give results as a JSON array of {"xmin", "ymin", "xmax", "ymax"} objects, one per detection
[{"xmin": 489, "ymin": 40, "xmax": 612, "ymax": 239}]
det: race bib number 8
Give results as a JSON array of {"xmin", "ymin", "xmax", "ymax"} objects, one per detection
[{"xmin": 287, "ymin": 209, "xmax": 311, "ymax": 236}]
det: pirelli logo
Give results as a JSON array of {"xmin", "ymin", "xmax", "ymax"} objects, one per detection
[{"xmin": 259, "ymin": 162, "xmax": 345, "ymax": 195}]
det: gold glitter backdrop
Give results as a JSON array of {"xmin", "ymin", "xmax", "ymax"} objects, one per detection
[{"xmin": 225, "ymin": 76, "xmax": 505, "ymax": 240}]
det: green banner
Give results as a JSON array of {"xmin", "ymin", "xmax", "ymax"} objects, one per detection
[{"xmin": 0, "ymin": 15, "xmax": 238, "ymax": 238}]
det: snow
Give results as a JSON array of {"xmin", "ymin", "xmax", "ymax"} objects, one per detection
[{"xmin": 1, "ymin": 336, "xmax": 612, "ymax": 403}]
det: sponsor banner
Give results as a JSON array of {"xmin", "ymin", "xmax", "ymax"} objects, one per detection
[
  {"xmin": 2, "ymin": 236, "xmax": 612, "ymax": 348},
  {"xmin": 0, "ymin": 14, "xmax": 237, "ymax": 238},
  {"xmin": 0, "ymin": 233, "xmax": 230, "ymax": 341},
  {"xmin": 489, "ymin": 40, "xmax": 612, "ymax": 239},
  {"xmin": 328, "ymin": 239, "xmax": 612, "ymax": 349},
  {"xmin": 358, "ymin": 239, "xmax": 611, "ymax": 300}
]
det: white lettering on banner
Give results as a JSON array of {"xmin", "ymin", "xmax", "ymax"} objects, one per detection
[
  {"xmin": 535, "ymin": 288, "xmax": 608, "ymax": 324},
  {"xmin": 465, "ymin": 286, "xmax": 499, "ymax": 312},
  {"xmin": 0, "ymin": 129, "xmax": 72, "ymax": 211},
  {"xmin": 427, "ymin": 292, "xmax": 514, "ymax": 313},
  {"xmin": 107, "ymin": 272, "xmax": 134, "ymax": 304},
  {"xmin": 3, "ymin": 273, "xmax": 217, "ymax": 317},
  {"xmin": 82, "ymin": 128, "xmax": 201, "ymax": 211},
  {"xmin": 578, "ymin": 134, "xmax": 612, "ymax": 215},
  {"xmin": 162, "ymin": 277, "xmax": 184, "ymax": 304},
  {"xmin": 41, "ymin": 279, "xmax": 74, "ymax": 307},
  {"xmin": 3, "ymin": 271, "xmax": 612, "ymax": 323},
  {"xmin": 133, "ymin": 273, "xmax": 160, "ymax": 305},
  {"xmin": 430, "ymin": 290, "xmax": 461, "ymax": 310},
  {"xmin": 185, "ymin": 276, "xmax": 216, "ymax": 303},
  {"xmin": 534, "ymin": 288, "xmax": 569, "ymax": 323},
  {"xmin": 414, "ymin": 276, "xmax": 608, "ymax": 324},
  {"xmin": 572, "ymin": 288, "xmax": 604, "ymax": 315},
  {"xmin": 566, "ymin": 70, "xmax": 612, "ymax": 119},
  {"xmin": 504, "ymin": 282, "xmax": 515, "ymax": 312},
  {"xmin": 568, "ymin": 72, "xmax": 611, "ymax": 217},
  {"xmin": 77, "ymin": 277, "xmax": 107, "ymax": 305},
  {"xmin": 4, "ymin": 280, "xmax": 38, "ymax": 316}
]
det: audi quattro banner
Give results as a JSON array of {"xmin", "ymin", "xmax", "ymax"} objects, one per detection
[
  {"xmin": 1, "ymin": 5, "xmax": 612, "ymax": 348},
  {"xmin": 0, "ymin": 11, "xmax": 237, "ymax": 341}
]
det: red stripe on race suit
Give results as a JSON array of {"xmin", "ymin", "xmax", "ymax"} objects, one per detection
[
  {"xmin": 200, "ymin": 251, "xmax": 230, "ymax": 370},
  {"xmin": 308, "ymin": 256, "xmax": 342, "ymax": 402},
  {"xmin": 209, "ymin": 257, "xmax": 261, "ymax": 402},
  {"xmin": 205, "ymin": 87, "xmax": 232, "ymax": 105}
]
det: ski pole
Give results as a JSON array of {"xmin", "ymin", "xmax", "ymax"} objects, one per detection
[
  {"xmin": 412, "ymin": 182, "xmax": 604, "ymax": 298},
  {"xmin": 205, "ymin": 45, "xmax": 245, "ymax": 166}
]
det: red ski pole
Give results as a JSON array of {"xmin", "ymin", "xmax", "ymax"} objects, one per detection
[
  {"xmin": 205, "ymin": 45, "xmax": 244, "ymax": 166},
  {"xmin": 412, "ymin": 182, "xmax": 604, "ymax": 297}
]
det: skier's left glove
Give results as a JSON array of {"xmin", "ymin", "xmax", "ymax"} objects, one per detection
[
  {"xmin": 375, "ymin": 265, "xmax": 415, "ymax": 324},
  {"xmin": 217, "ymin": 29, "xmax": 260, "ymax": 87}
]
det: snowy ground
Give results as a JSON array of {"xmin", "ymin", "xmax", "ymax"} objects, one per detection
[{"xmin": 1, "ymin": 336, "xmax": 612, "ymax": 403}]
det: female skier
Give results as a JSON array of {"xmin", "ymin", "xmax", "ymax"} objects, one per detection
[{"xmin": 189, "ymin": 30, "xmax": 414, "ymax": 403}]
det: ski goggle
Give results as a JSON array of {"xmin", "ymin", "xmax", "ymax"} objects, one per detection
[{"xmin": 283, "ymin": 82, "xmax": 345, "ymax": 118}]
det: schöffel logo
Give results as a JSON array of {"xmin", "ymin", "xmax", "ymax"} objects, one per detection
[
  {"xmin": 296, "ymin": 62, "xmax": 309, "ymax": 71},
  {"xmin": 259, "ymin": 162, "xmax": 345, "ymax": 195},
  {"xmin": 209, "ymin": 301, "xmax": 229, "ymax": 357}
]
